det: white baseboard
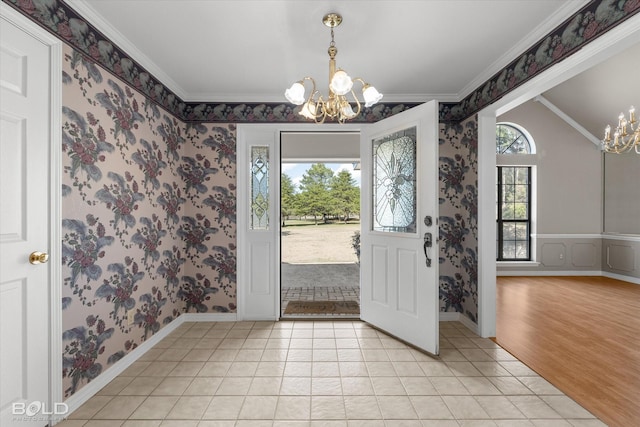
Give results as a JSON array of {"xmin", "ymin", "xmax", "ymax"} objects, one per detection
[
  {"xmin": 497, "ymin": 269, "xmax": 640, "ymax": 285},
  {"xmin": 439, "ymin": 312, "xmax": 460, "ymax": 322},
  {"xmin": 180, "ymin": 313, "xmax": 238, "ymax": 322},
  {"xmin": 459, "ymin": 314, "xmax": 480, "ymax": 335},
  {"xmin": 63, "ymin": 314, "xmax": 184, "ymax": 416},
  {"xmin": 602, "ymin": 271, "xmax": 640, "ymax": 285},
  {"xmin": 439, "ymin": 311, "xmax": 480, "ymax": 335},
  {"xmin": 63, "ymin": 312, "xmax": 237, "ymax": 419},
  {"xmin": 497, "ymin": 270, "xmax": 602, "ymax": 276}
]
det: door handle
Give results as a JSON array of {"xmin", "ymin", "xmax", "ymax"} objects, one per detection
[
  {"xmin": 423, "ymin": 233, "xmax": 432, "ymax": 267},
  {"xmin": 29, "ymin": 251, "xmax": 49, "ymax": 265}
]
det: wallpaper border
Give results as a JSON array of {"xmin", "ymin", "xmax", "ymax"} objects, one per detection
[{"xmin": 3, "ymin": 0, "xmax": 638, "ymax": 123}]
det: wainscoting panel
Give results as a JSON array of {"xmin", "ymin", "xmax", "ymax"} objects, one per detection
[
  {"xmin": 571, "ymin": 242, "xmax": 598, "ymax": 267},
  {"xmin": 603, "ymin": 236, "xmax": 640, "ymax": 280},
  {"xmin": 499, "ymin": 234, "xmax": 640, "ymax": 284},
  {"xmin": 499, "ymin": 235, "xmax": 602, "ymax": 274},
  {"xmin": 541, "ymin": 243, "xmax": 567, "ymax": 267}
]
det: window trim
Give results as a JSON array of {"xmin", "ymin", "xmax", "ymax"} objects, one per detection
[{"xmin": 496, "ymin": 166, "xmax": 532, "ymax": 261}]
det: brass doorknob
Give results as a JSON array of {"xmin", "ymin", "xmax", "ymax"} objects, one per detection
[{"xmin": 29, "ymin": 251, "xmax": 49, "ymax": 265}]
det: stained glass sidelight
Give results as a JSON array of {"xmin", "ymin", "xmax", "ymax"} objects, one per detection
[
  {"xmin": 250, "ymin": 146, "xmax": 269, "ymax": 229},
  {"xmin": 372, "ymin": 127, "xmax": 417, "ymax": 233}
]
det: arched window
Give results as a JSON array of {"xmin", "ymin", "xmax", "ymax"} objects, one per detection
[
  {"xmin": 496, "ymin": 123, "xmax": 535, "ymax": 261},
  {"xmin": 496, "ymin": 123, "xmax": 535, "ymax": 154}
]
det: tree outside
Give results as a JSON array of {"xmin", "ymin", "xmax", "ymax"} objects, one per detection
[
  {"xmin": 297, "ymin": 163, "xmax": 334, "ymax": 225},
  {"xmin": 281, "ymin": 163, "xmax": 360, "ymax": 225},
  {"xmin": 281, "ymin": 173, "xmax": 296, "ymax": 226},
  {"xmin": 331, "ymin": 170, "xmax": 360, "ymax": 223}
]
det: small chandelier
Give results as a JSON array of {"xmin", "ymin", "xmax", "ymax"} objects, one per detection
[
  {"xmin": 602, "ymin": 106, "xmax": 639, "ymax": 154},
  {"xmin": 284, "ymin": 13, "xmax": 383, "ymax": 124}
]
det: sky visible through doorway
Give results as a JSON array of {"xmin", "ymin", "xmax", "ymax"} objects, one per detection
[{"xmin": 282, "ymin": 163, "xmax": 361, "ymax": 192}]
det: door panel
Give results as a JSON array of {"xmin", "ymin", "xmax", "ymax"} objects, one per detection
[
  {"xmin": 1, "ymin": 13, "xmax": 52, "ymax": 426},
  {"xmin": 360, "ymin": 100, "xmax": 439, "ymax": 354},
  {"xmin": 249, "ymin": 242, "xmax": 272, "ymax": 294},
  {"xmin": 397, "ymin": 249, "xmax": 417, "ymax": 314},
  {"xmin": 371, "ymin": 245, "xmax": 388, "ymax": 303}
]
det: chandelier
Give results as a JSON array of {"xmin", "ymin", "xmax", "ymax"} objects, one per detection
[
  {"xmin": 602, "ymin": 106, "xmax": 639, "ymax": 154},
  {"xmin": 284, "ymin": 13, "xmax": 383, "ymax": 124}
]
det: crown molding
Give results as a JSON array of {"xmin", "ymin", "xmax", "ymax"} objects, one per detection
[
  {"xmin": 66, "ymin": 0, "xmax": 188, "ymax": 100},
  {"xmin": 185, "ymin": 92, "xmax": 460, "ymax": 104},
  {"xmin": 458, "ymin": 0, "xmax": 590, "ymax": 101}
]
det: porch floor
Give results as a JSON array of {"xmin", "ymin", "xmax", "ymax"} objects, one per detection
[{"xmin": 281, "ymin": 263, "xmax": 360, "ymax": 318}]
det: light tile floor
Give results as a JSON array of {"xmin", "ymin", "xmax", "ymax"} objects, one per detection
[{"xmin": 57, "ymin": 321, "xmax": 605, "ymax": 426}]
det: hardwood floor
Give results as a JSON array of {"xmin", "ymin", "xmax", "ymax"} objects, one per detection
[{"xmin": 496, "ymin": 276, "xmax": 640, "ymax": 427}]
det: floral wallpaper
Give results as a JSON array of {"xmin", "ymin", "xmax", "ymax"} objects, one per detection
[
  {"xmin": 438, "ymin": 118, "xmax": 478, "ymax": 323},
  {"xmin": 61, "ymin": 44, "xmax": 236, "ymax": 397}
]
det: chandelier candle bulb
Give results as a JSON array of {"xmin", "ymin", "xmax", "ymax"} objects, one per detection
[{"xmin": 602, "ymin": 105, "xmax": 640, "ymax": 154}]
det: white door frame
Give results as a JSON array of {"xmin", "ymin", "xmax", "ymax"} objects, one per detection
[
  {"xmin": 237, "ymin": 123, "xmax": 361, "ymax": 321},
  {"xmin": 476, "ymin": 14, "xmax": 640, "ymax": 338},
  {"xmin": 1, "ymin": 3, "xmax": 63, "ymax": 419}
]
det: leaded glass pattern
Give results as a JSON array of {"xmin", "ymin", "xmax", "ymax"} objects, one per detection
[
  {"xmin": 372, "ymin": 127, "xmax": 417, "ymax": 233},
  {"xmin": 250, "ymin": 146, "xmax": 269, "ymax": 229}
]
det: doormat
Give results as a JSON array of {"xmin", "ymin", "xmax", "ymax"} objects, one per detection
[{"xmin": 284, "ymin": 300, "xmax": 360, "ymax": 315}]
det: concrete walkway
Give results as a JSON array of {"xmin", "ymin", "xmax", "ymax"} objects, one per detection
[{"xmin": 281, "ymin": 263, "xmax": 359, "ymax": 288}]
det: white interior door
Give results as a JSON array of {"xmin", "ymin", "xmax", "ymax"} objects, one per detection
[
  {"xmin": 0, "ymin": 11, "xmax": 54, "ymax": 427},
  {"xmin": 360, "ymin": 100, "xmax": 439, "ymax": 354}
]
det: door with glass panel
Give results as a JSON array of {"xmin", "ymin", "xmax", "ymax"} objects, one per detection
[{"xmin": 360, "ymin": 100, "xmax": 439, "ymax": 354}]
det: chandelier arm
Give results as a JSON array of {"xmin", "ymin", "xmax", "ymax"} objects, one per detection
[
  {"xmin": 602, "ymin": 106, "xmax": 639, "ymax": 154},
  {"xmin": 350, "ymin": 89, "xmax": 362, "ymax": 118},
  {"xmin": 617, "ymin": 123, "xmax": 636, "ymax": 153},
  {"xmin": 603, "ymin": 131, "xmax": 637, "ymax": 153},
  {"xmin": 314, "ymin": 93, "xmax": 328, "ymax": 124},
  {"xmin": 302, "ymin": 76, "xmax": 316, "ymax": 95}
]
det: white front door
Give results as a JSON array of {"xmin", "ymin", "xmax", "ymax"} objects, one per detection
[
  {"xmin": 1, "ymin": 8, "xmax": 58, "ymax": 426},
  {"xmin": 360, "ymin": 101, "xmax": 440, "ymax": 354}
]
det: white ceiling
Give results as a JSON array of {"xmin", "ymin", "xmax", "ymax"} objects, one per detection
[{"xmin": 67, "ymin": 0, "xmax": 638, "ymax": 139}]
